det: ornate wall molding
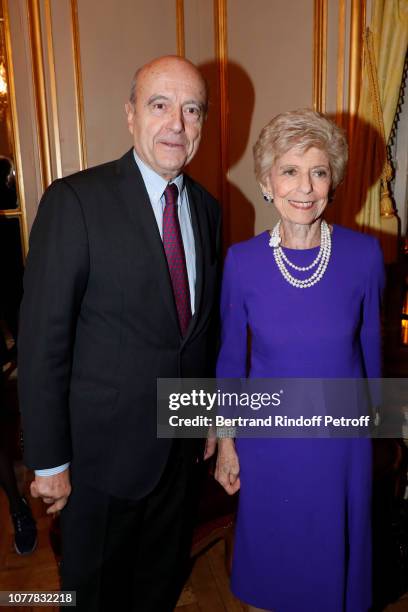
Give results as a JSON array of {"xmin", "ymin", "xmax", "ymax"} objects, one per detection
[
  {"xmin": 1, "ymin": 0, "xmax": 29, "ymax": 254},
  {"xmin": 70, "ymin": 0, "xmax": 87, "ymax": 169},
  {"xmin": 214, "ymin": 0, "xmax": 229, "ymax": 243},
  {"xmin": 27, "ymin": 0, "xmax": 52, "ymax": 189},
  {"xmin": 313, "ymin": 0, "xmax": 327, "ymax": 112},
  {"xmin": 176, "ymin": 0, "xmax": 185, "ymax": 57},
  {"xmin": 336, "ymin": 0, "xmax": 346, "ymax": 124},
  {"xmin": 348, "ymin": 0, "xmax": 365, "ymax": 114},
  {"xmin": 44, "ymin": 0, "xmax": 62, "ymax": 177},
  {"xmin": 347, "ymin": 0, "xmax": 365, "ymax": 143}
]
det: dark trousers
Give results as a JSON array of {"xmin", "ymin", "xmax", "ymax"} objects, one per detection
[{"xmin": 60, "ymin": 442, "xmax": 197, "ymax": 611}]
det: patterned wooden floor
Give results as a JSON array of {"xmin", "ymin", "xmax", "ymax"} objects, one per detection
[
  {"xmin": 0, "ymin": 465, "xmax": 246, "ymax": 612},
  {"xmin": 0, "ymin": 465, "xmax": 407, "ymax": 612}
]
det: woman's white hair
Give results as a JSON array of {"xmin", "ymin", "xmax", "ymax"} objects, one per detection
[{"xmin": 253, "ymin": 109, "xmax": 348, "ymax": 189}]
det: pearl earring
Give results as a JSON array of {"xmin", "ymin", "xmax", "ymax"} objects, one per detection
[{"xmin": 263, "ymin": 193, "xmax": 273, "ymax": 203}]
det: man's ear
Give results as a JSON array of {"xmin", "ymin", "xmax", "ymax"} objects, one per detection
[{"xmin": 125, "ymin": 102, "xmax": 134, "ymax": 134}]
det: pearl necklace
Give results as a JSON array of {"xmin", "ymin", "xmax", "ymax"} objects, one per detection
[{"xmin": 268, "ymin": 220, "xmax": 332, "ymax": 288}]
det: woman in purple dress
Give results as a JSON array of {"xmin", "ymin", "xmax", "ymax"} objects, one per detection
[{"xmin": 215, "ymin": 109, "xmax": 385, "ymax": 612}]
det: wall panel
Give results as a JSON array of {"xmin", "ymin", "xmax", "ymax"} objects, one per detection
[
  {"xmin": 326, "ymin": 0, "xmax": 340, "ymax": 114},
  {"xmin": 51, "ymin": 0, "xmax": 81, "ymax": 176},
  {"xmin": 184, "ymin": 0, "xmax": 221, "ymax": 202},
  {"xmin": 77, "ymin": 0, "xmax": 177, "ymax": 166},
  {"xmin": 227, "ymin": 0, "xmax": 313, "ymax": 240},
  {"xmin": 6, "ymin": 0, "xmax": 346, "ymax": 235}
]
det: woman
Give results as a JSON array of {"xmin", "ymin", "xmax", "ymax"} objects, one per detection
[{"xmin": 215, "ymin": 109, "xmax": 384, "ymax": 612}]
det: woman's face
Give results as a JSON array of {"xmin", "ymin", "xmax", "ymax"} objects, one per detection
[{"xmin": 263, "ymin": 146, "xmax": 332, "ymax": 226}]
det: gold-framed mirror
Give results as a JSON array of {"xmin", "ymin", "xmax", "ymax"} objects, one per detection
[
  {"xmin": 0, "ymin": 0, "xmax": 27, "ymax": 364},
  {"xmin": 0, "ymin": 0, "xmax": 27, "ymax": 236}
]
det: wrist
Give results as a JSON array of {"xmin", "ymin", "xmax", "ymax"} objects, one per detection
[{"xmin": 218, "ymin": 437, "xmax": 235, "ymax": 447}]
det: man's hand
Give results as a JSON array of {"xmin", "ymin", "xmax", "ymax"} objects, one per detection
[
  {"xmin": 214, "ymin": 438, "xmax": 240, "ymax": 495},
  {"xmin": 31, "ymin": 468, "xmax": 71, "ymax": 514}
]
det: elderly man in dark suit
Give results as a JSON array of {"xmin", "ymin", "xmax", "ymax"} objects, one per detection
[{"xmin": 18, "ymin": 55, "xmax": 221, "ymax": 611}]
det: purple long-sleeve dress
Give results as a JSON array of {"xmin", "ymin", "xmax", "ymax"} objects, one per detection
[{"xmin": 216, "ymin": 224, "xmax": 385, "ymax": 612}]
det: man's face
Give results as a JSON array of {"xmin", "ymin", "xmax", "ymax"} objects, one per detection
[{"xmin": 125, "ymin": 58, "xmax": 207, "ymax": 180}]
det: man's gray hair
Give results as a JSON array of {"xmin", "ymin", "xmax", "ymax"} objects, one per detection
[{"xmin": 129, "ymin": 68, "xmax": 142, "ymax": 106}]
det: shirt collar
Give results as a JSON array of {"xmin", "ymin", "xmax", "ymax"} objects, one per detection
[{"xmin": 133, "ymin": 149, "xmax": 184, "ymax": 203}]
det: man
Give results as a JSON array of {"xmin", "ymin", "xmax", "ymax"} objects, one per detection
[{"xmin": 18, "ymin": 55, "xmax": 221, "ymax": 611}]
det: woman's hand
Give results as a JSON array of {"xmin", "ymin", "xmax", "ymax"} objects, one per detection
[{"xmin": 215, "ymin": 438, "xmax": 240, "ymax": 495}]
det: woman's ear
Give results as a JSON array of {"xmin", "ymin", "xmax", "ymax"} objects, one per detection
[{"xmin": 260, "ymin": 182, "xmax": 274, "ymax": 203}]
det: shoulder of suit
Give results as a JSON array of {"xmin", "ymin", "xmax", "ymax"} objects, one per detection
[
  {"xmin": 50, "ymin": 149, "xmax": 136, "ymax": 192},
  {"xmin": 42, "ymin": 151, "xmax": 131, "ymax": 207},
  {"xmin": 58, "ymin": 158, "xmax": 118, "ymax": 189},
  {"xmin": 184, "ymin": 174, "xmax": 220, "ymax": 213}
]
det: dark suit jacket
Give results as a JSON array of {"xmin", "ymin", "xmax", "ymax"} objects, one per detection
[{"xmin": 18, "ymin": 149, "xmax": 221, "ymax": 499}]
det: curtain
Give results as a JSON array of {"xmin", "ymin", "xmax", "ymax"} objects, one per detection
[{"xmin": 337, "ymin": 0, "xmax": 408, "ymax": 262}]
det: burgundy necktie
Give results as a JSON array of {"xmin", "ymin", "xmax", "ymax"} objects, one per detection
[{"xmin": 162, "ymin": 183, "xmax": 192, "ymax": 336}]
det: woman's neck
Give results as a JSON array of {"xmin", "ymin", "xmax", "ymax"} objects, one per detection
[{"xmin": 279, "ymin": 219, "xmax": 324, "ymax": 249}]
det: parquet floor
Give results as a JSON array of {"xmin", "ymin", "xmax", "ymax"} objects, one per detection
[
  {"xmin": 1, "ymin": 465, "xmax": 408, "ymax": 611},
  {"xmin": 0, "ymin": 467, "xmax": 60, "ymax": 612},
  {"xmin": 0, "ymin": 465, "xmax": 246, "ymax": 612}
]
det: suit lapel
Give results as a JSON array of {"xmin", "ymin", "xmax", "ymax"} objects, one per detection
[
  {"xmin": 182, "ymin": 177, "xmax": 205, "ymax": 344},
  {"xmin": 116, "ymin": 150, "xmax": 180, "ymax": 331}
]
